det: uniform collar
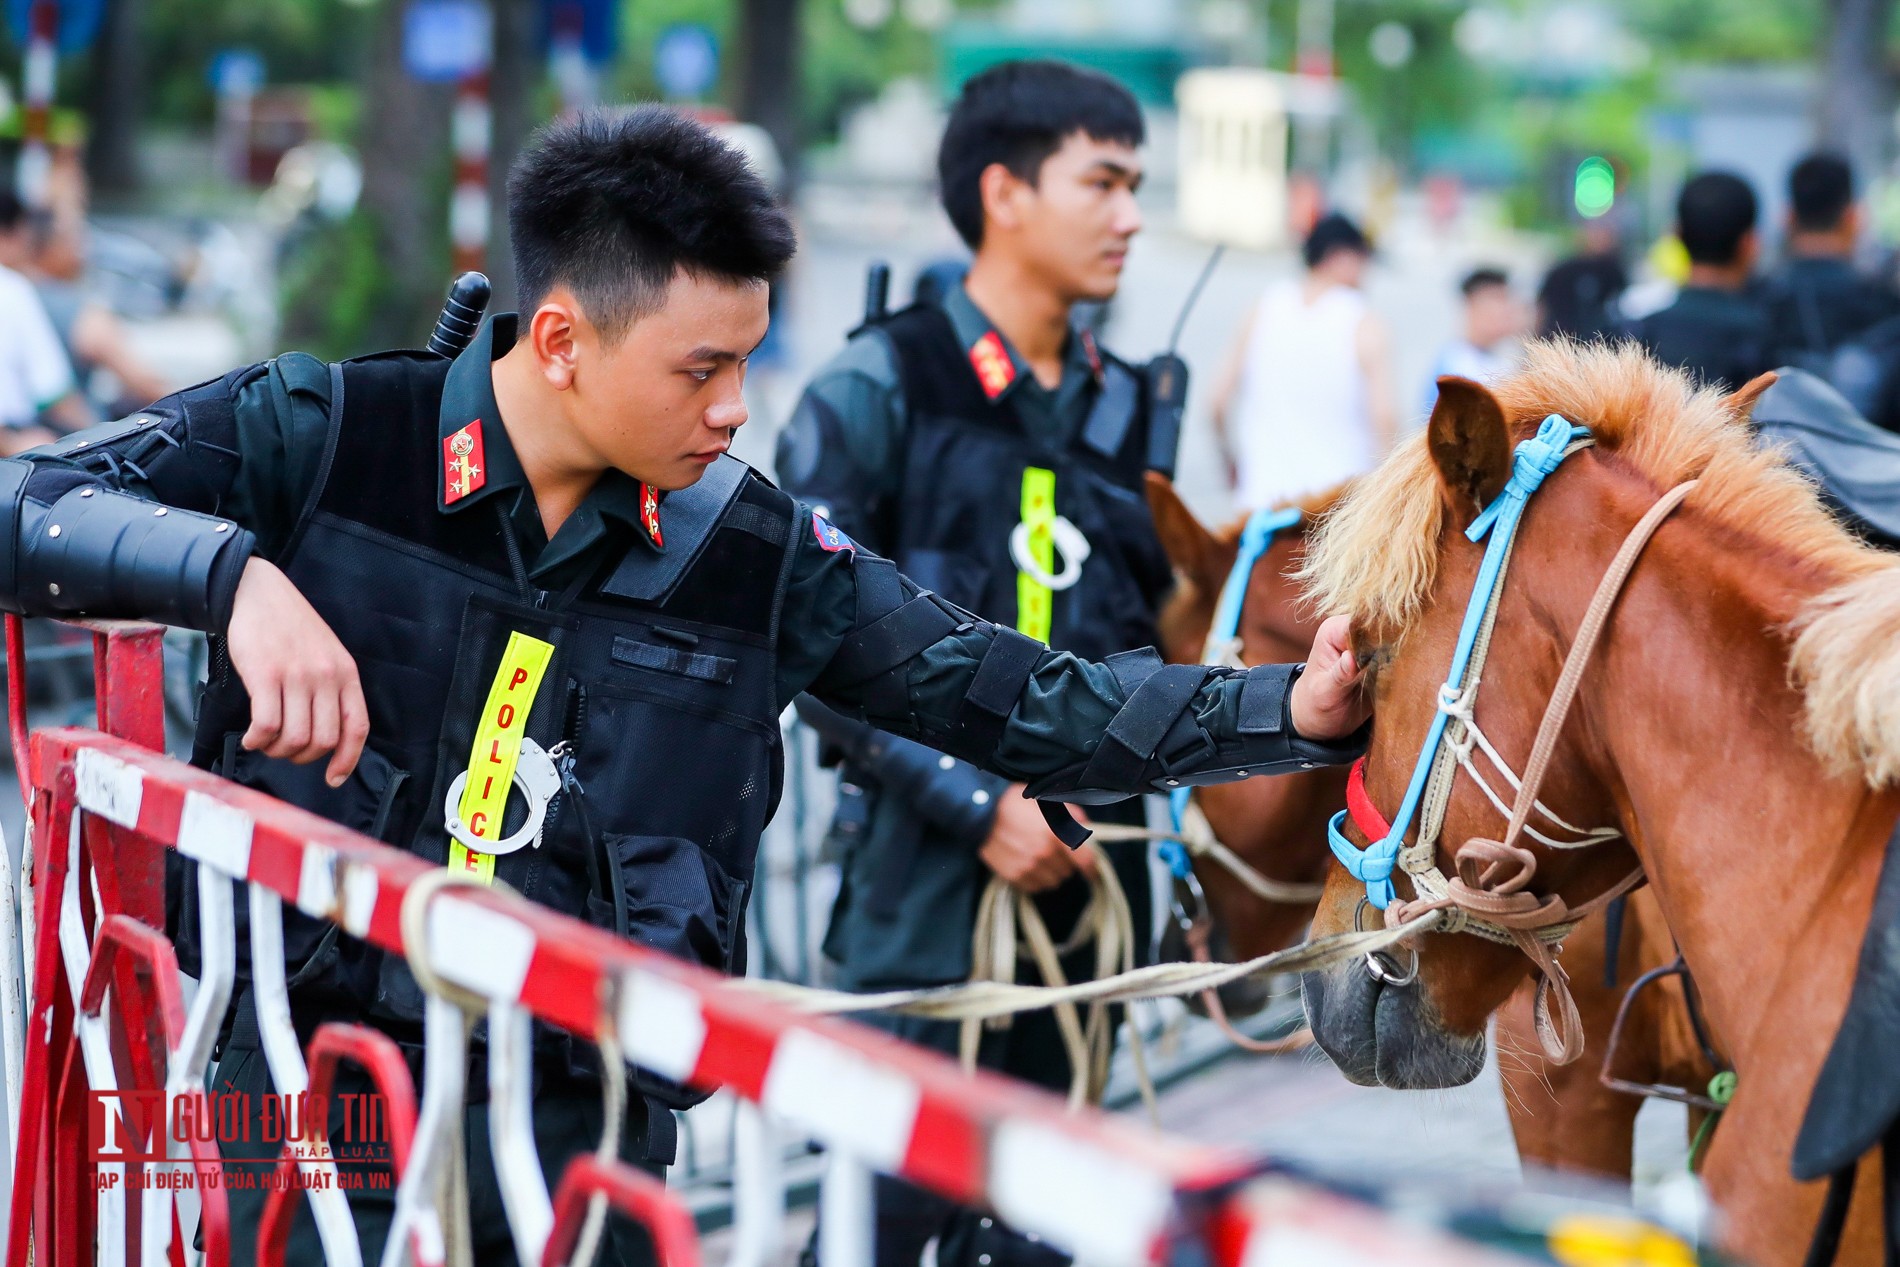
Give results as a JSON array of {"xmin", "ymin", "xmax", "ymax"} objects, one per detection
[
  {"xmin": 941, "ymin": 282, "xmax": 1104, "ymax": 405},
  {"xmin": 438, "ymin": 313, "xmax": 665, "ymax": 552},
  {"xmin": 439, "ymin": 314, "xmax": 527, "ymax": 513}
]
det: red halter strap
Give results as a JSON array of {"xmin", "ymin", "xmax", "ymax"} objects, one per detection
[{"xmin": 1345, "ymin": 757, "xmax": 1391, "ymax": 841}]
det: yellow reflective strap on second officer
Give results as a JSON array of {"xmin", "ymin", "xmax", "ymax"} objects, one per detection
[
  {"xmin": 1016, "ymin": 467, "xmax": 1056, "ymax": 642},
  {"xmin": 448, "ymin": 631, "xmax": 556, "ymax": 884}
]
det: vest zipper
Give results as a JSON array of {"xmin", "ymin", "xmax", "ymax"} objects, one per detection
[
  {"xmin": 545, "ymin": 682, "xmax": 586, "ymax": 828},
  {"xmin": 547, "ymin": 681, "xmax": 624, "ymax": 935}
]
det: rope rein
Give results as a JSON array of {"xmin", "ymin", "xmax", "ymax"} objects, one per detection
[
  {"xmin": 960, "ymin": 841, "xmax": 1160, "ymax": 1119},
  {"xmin": 1090, "ymin": 811, "xmax": 1327, "ymax": 906},
  {"xmin": 739, "ymin": 918, "xmax": 1432, "ymax": 1023}
]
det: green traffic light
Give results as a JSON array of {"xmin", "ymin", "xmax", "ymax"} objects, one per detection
[{"xmin": 1575, "ymin": 156, "xmax": 1615, "ymax": 218}]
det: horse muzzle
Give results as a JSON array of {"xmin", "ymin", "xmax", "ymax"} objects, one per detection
[{"xmin": 1300, "ymin": 959, "xmax": 1487, "ymax": 1089}]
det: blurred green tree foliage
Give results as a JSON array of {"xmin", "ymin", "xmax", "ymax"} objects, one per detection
[
  {"xmin": 1611, "ymin": 0, "xmax": 1818, "ymax": 63},
  {"xmin": 608, "ymin": 0, "xmax": 934, "ymax": 141},
  {"xmin": 140, "ymin": 0, "xmax": 375, "ymax": 123}
]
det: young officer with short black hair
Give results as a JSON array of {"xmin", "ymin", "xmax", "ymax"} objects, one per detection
[
  {"xmin": 0, "ymin": 106, "xmax": 1368, "ymax": 1265},
  {"xmin": 778, "ymin": 61, "xmax": 1190, "ymax": 1267}
]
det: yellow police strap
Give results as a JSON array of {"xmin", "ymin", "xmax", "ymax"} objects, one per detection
[
  {"xmin": 1016, "ymin": 467, "xmax": 1056, "ymax": 643},
  {"xmin": 449, "ymin": 631, "xmax": 556, "ymax": 884}
]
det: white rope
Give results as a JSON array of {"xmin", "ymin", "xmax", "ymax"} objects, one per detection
[
  {"xmin": 957, "ymin": 842, "xmax": 1153, "ymax": 1116},
  {"xmin": 738, "ymin": 917, "xmax": 1435, "ymax": 1020},
  {"xmin": 1088, "ymin": 810, "xmax": 1326, "ymax": 906},
  {"xmin": 1438, "ymin": 687, "xmax": 1621, "ymax": 849}
]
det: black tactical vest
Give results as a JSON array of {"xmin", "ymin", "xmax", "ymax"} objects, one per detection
[
  {"xmin": 180, "ymin": 350, "xmax": 798, "ymax": 1038},
  {"xmin": 876, "ymin": 305, "xmax": 1172, "ymax": 662}
]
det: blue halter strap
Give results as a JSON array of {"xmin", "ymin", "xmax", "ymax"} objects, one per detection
[
  {"xmin": 1326, "ymin": 414, "xmax": 1593, "ymax": 908},
  {"xmin": 1208, "ymin": 506, "xmax": 1303, "ymax": 654},
  {"xmin": 1159, "ymin": 505, "xmax": 1304, "ymax": 880}
]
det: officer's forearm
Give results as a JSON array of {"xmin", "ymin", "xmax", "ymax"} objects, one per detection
[
  {"xmin": 1017, "ymin": 657, "xmax": 1368, "ymax": 802},
  {"xmin": 941, "ymin": 641, "xmax": 1365, "ymax": 802},
  {"xmin": 808, "ymin": 549, "xmax": 1364, "ymax": 803},
  {"xmin": 0, "ymin": 461, "xmax": 255, "ymax": 633}
]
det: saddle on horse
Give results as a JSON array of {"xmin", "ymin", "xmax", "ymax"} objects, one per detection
[{"xmin": 1752, "ymin": 368, "xmax": 1900, "ymax": 550}]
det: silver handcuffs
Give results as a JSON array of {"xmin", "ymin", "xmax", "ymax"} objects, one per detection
[
  {"xmin": 443, "ymin": 737, "xmax": 566, "ymax": 856},
  {"xmin": 1009, "ymin": 515, "xmax": 1092, "ymax": 591}
]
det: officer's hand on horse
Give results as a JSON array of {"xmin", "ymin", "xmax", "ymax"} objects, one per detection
[
  {"xmin": 228, "ymin": 558, "xmax": 371, "ymax": 787},
  {"xmin": 980, "ymin": 789, "xmax": 1096, "ymax": 893},
  {"xmin": 1289, "ymin": 615, "xmax": 1371, "ymax": 742}
]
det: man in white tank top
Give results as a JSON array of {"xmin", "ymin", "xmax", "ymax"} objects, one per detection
[{"xmin": 1209, "ymin": 213, "xmax": 1397, "ymax": 509}]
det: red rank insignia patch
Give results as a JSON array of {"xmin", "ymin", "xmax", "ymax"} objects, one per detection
[
  {"xmin": 969, "ymin": 331, "xmax": 1016, "ymax": 400},
  {"xmin": 442, "ymin": 420, "xmax": 486, "ymax": 505},
  {"xmin": 1080, "ymin": 328, "xmax": 1104, "ymax": 382},
  {"xmin": 639, "ymin": 482, "xmax": 664, "ymax": 547}
]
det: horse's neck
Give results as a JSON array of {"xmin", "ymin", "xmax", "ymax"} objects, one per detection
[{"xmin": 1585, "ymin": 517, "xmax": 1892, "ymax": 1068}]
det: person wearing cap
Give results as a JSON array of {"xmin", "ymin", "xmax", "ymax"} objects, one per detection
[
  {"xmin": 777, "ymin": 60, "xmax": 1186, "ymax": 1267},
  {"xmin": 1209, "ymin": 211, "xmax": 1398, "ymax": 511}
]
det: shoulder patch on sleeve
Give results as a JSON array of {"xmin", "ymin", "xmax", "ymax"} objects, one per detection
[{"xmin": 812, "ymin": 510, "xmax": 858, "ymax": 554}]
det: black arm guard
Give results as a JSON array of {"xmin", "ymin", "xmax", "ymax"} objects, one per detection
[
  {"xmin": 794, "ymin": 695, "xmax": 998, "ymax": 843},
  {"xmin": 1022, "ymin": 652, "xmax": 1368, "ymax": 806},
  {"xmin": 8, "ymin": 477, "xmax": 254, "ymax": 632}
]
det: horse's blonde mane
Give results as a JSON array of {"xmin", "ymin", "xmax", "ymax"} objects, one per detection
[{"xmin": 1300, "ymin": 339, "xmax": 1900, "ymax": 786}]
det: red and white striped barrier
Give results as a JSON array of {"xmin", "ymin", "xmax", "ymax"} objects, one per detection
[
  {"xmin": 15, "ymin": 0, "xmax": 58, "ymax": 207},
  {"xmin": 0, "ymin": 621, "xmax": 1562, "ymax": 1267},
  {"xmin": 450, "ymin": 68, "xmax": 491, "ymax": 275}
]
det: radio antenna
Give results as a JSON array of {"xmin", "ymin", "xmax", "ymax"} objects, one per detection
[{"xmin": 1168, "ymin": 245, "xmax": 1225, "ymax": 355}]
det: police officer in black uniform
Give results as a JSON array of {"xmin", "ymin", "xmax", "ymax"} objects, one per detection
[
  {"xmin": 0, "ymin": 108, "xmax": 1370, "ymax": 1266},
  {"xmin": 777, "ymin": 61, "xmax": 1178, "ymax": 1267}
]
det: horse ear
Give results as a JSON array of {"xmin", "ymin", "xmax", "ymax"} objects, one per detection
[
  {"xmin": 1727, "ymin": 371, "xmax": 1778, "ymax": 422},
  {"xmin": 1144, "ymin": 472, "xmax": 1221, "ymax": 587},
  {"xmin": 1427, "ymin": 376, "xmax": 1512, "ymax": 522}
]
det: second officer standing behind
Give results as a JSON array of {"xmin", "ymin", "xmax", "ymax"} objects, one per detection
[{"xmin": 778, "ymin": 61, "xmax": 1177, "ymax": 1267}]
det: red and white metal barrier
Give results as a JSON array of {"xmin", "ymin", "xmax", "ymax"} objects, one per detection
[
  {"xmin": 15, "ymin": 0, "xmax": 59, "ymax": 207},
  {"xmin": 450, "ymin": 67, "xmax": 492, "ymax": 275},
  {"xmin": 0, "ymin": 620, "xmax": 1568, "ymax": 1267}
]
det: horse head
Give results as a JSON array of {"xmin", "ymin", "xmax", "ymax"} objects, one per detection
[{"xmin": 1294, "ymin": 354, "xmax": 1814, "ymax": 1092}]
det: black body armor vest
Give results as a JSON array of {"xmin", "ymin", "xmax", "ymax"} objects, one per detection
[
  {"xmin": 180, "ymin": 351, "xmax": 798, "ymax": 1039},
  {"xmin": 876, "ymin": 305, "xmax": 1172, "ymax": 662}
]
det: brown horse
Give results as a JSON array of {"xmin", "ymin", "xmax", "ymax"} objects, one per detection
[
  {"xmin": 1146, "ymin": 475, "xmax": 1713, "ymax": 1184},
  {"xmin": 1298, "ymin": 343, "xmax": 1900, "ymax": 1264},
  {"xmin": 1144, "ymin": 477, "xmax": 1345, "ymax": 963}
]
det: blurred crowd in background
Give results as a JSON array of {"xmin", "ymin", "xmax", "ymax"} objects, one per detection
[{"xmin": 2, "ymin": 0, "xmax": 1900, "ymax": 513}]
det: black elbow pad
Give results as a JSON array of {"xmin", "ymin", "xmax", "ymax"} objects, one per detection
[{"xmin": 15, "ymin": 484, "xmax": 254, "ymax": 632}]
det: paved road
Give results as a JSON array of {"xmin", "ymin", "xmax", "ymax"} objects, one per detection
[{"xmin": 1137, "ymin": 1015, "xmax": 1697, "ymax": 1207}]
